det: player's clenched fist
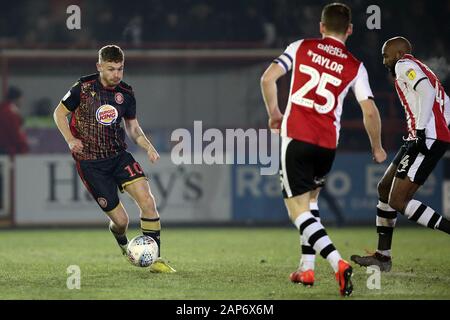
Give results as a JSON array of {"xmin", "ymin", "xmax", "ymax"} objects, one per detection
[
  {"xmin": 372, "ymin": 147, "xmax": 387, "ymax": 164},
  {"xmin": 269, "ymin": 115, "xmax": 283, "ymax": 134},
  {"xmin": 147, "ymin": 147, "xmax": 160, "ymax": 163},
  {"xmin": 67, "ymin": 138, "xmax": 83, "ymax": 154}
]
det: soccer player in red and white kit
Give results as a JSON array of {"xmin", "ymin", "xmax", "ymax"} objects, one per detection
[
  {"xmin": 261, "ymin": 3, "xmax": 386, "ymax": 296},
  {"xmin": 351, "ymin": 37, "xmax": 450, "ymax": 272}
]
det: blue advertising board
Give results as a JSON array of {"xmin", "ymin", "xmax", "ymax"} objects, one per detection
[{"xmin": 232, "ymin": 152, "xmax": 443, "ymax": 224}]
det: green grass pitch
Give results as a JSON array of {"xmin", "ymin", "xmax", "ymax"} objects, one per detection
[{"xmin": 0, "ymin": 227, "xmax": 449, "ymax": 299}]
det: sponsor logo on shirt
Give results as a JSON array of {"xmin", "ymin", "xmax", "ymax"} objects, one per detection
[
  {"xmin": 96, "ymin": 104, "xmax": 118, "ymax": 125},
  {"xmin": 317, "ymin": 43, "xmax": 348, "ymax": 59},
  {"xmin": 406, "ymin": 68, "xmax": 416, "ymax": 80}
]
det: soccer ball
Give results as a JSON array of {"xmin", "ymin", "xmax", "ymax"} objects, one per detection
[{"xmin": 126, "ymin": 235, "xmax": 159, "ymax": 267}]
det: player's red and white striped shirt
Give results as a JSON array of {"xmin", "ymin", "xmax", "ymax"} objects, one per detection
[
  {"xmin": 394, "ymin": 54, "xmax": 450, "ymax": 142},
  {"xmin": 275, "ymin": 36, "xmax": 373, "ymax": 149}
]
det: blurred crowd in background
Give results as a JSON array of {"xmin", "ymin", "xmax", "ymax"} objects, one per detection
[
  {"xmin": 1, "ymin": 1, "xmax": 449, "ymax": 53},
  {"xmin": 2, "ymin": 0, "xmax": 449, "ymax": 86}
]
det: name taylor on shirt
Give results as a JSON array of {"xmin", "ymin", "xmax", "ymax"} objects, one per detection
[{"xmin": 307, "ymin": 49, "xmax": 344, "ymax": 74}]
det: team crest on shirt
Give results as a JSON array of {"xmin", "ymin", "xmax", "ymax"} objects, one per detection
[
  {"xmin": 115, "ymin": 92, "xmax": 124, "ymax": 104},
  {"xmin": 96, "ymin": 104, "xmax": 118, "ymax": 125},
  {"xmin": 406, "ymin": 68, "xmax": 416, "ymax": 80}
]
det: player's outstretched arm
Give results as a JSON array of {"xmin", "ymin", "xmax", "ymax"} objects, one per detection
[
  {"xmin": 358, "ymin": 99, "xmax": 387, "ymax": 163},
  {"xmin": 260, "ymin": 63, "xmax": 285, "ymax": 133},
  {"xmin": 53, "ymin": 102, "xmax": 83, "ymax": 154},
  {"xmin": 124, "ymin": 118, "xmax": 160, "ymax": 163}
]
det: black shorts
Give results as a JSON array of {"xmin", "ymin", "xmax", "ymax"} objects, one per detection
[
  {"xmin": 75, "ymin": 151, "xmax": 147, "ymax": 212},
  {"xmin": 280, "ymin": 137, "xmax": 336, "ymax": 199},
  {"xmin": 393, "ymin": 139, "xmax": 449, "ymax": 185}
]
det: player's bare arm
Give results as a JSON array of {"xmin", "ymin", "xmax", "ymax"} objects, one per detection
[
  {"xmin": 124, "ymin": 118, "xmax": 160, "ymax": 163},
  {"xmin": 260, "ymin": 63, "xmax": 285, "ymax": 132},
  {"xmin": 358, "ymin": 99, "xmax": 386, "ymax": 163},
  {"xmin": 53, "ymin": 102, "xmax": 83, "ymax": 154}
]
